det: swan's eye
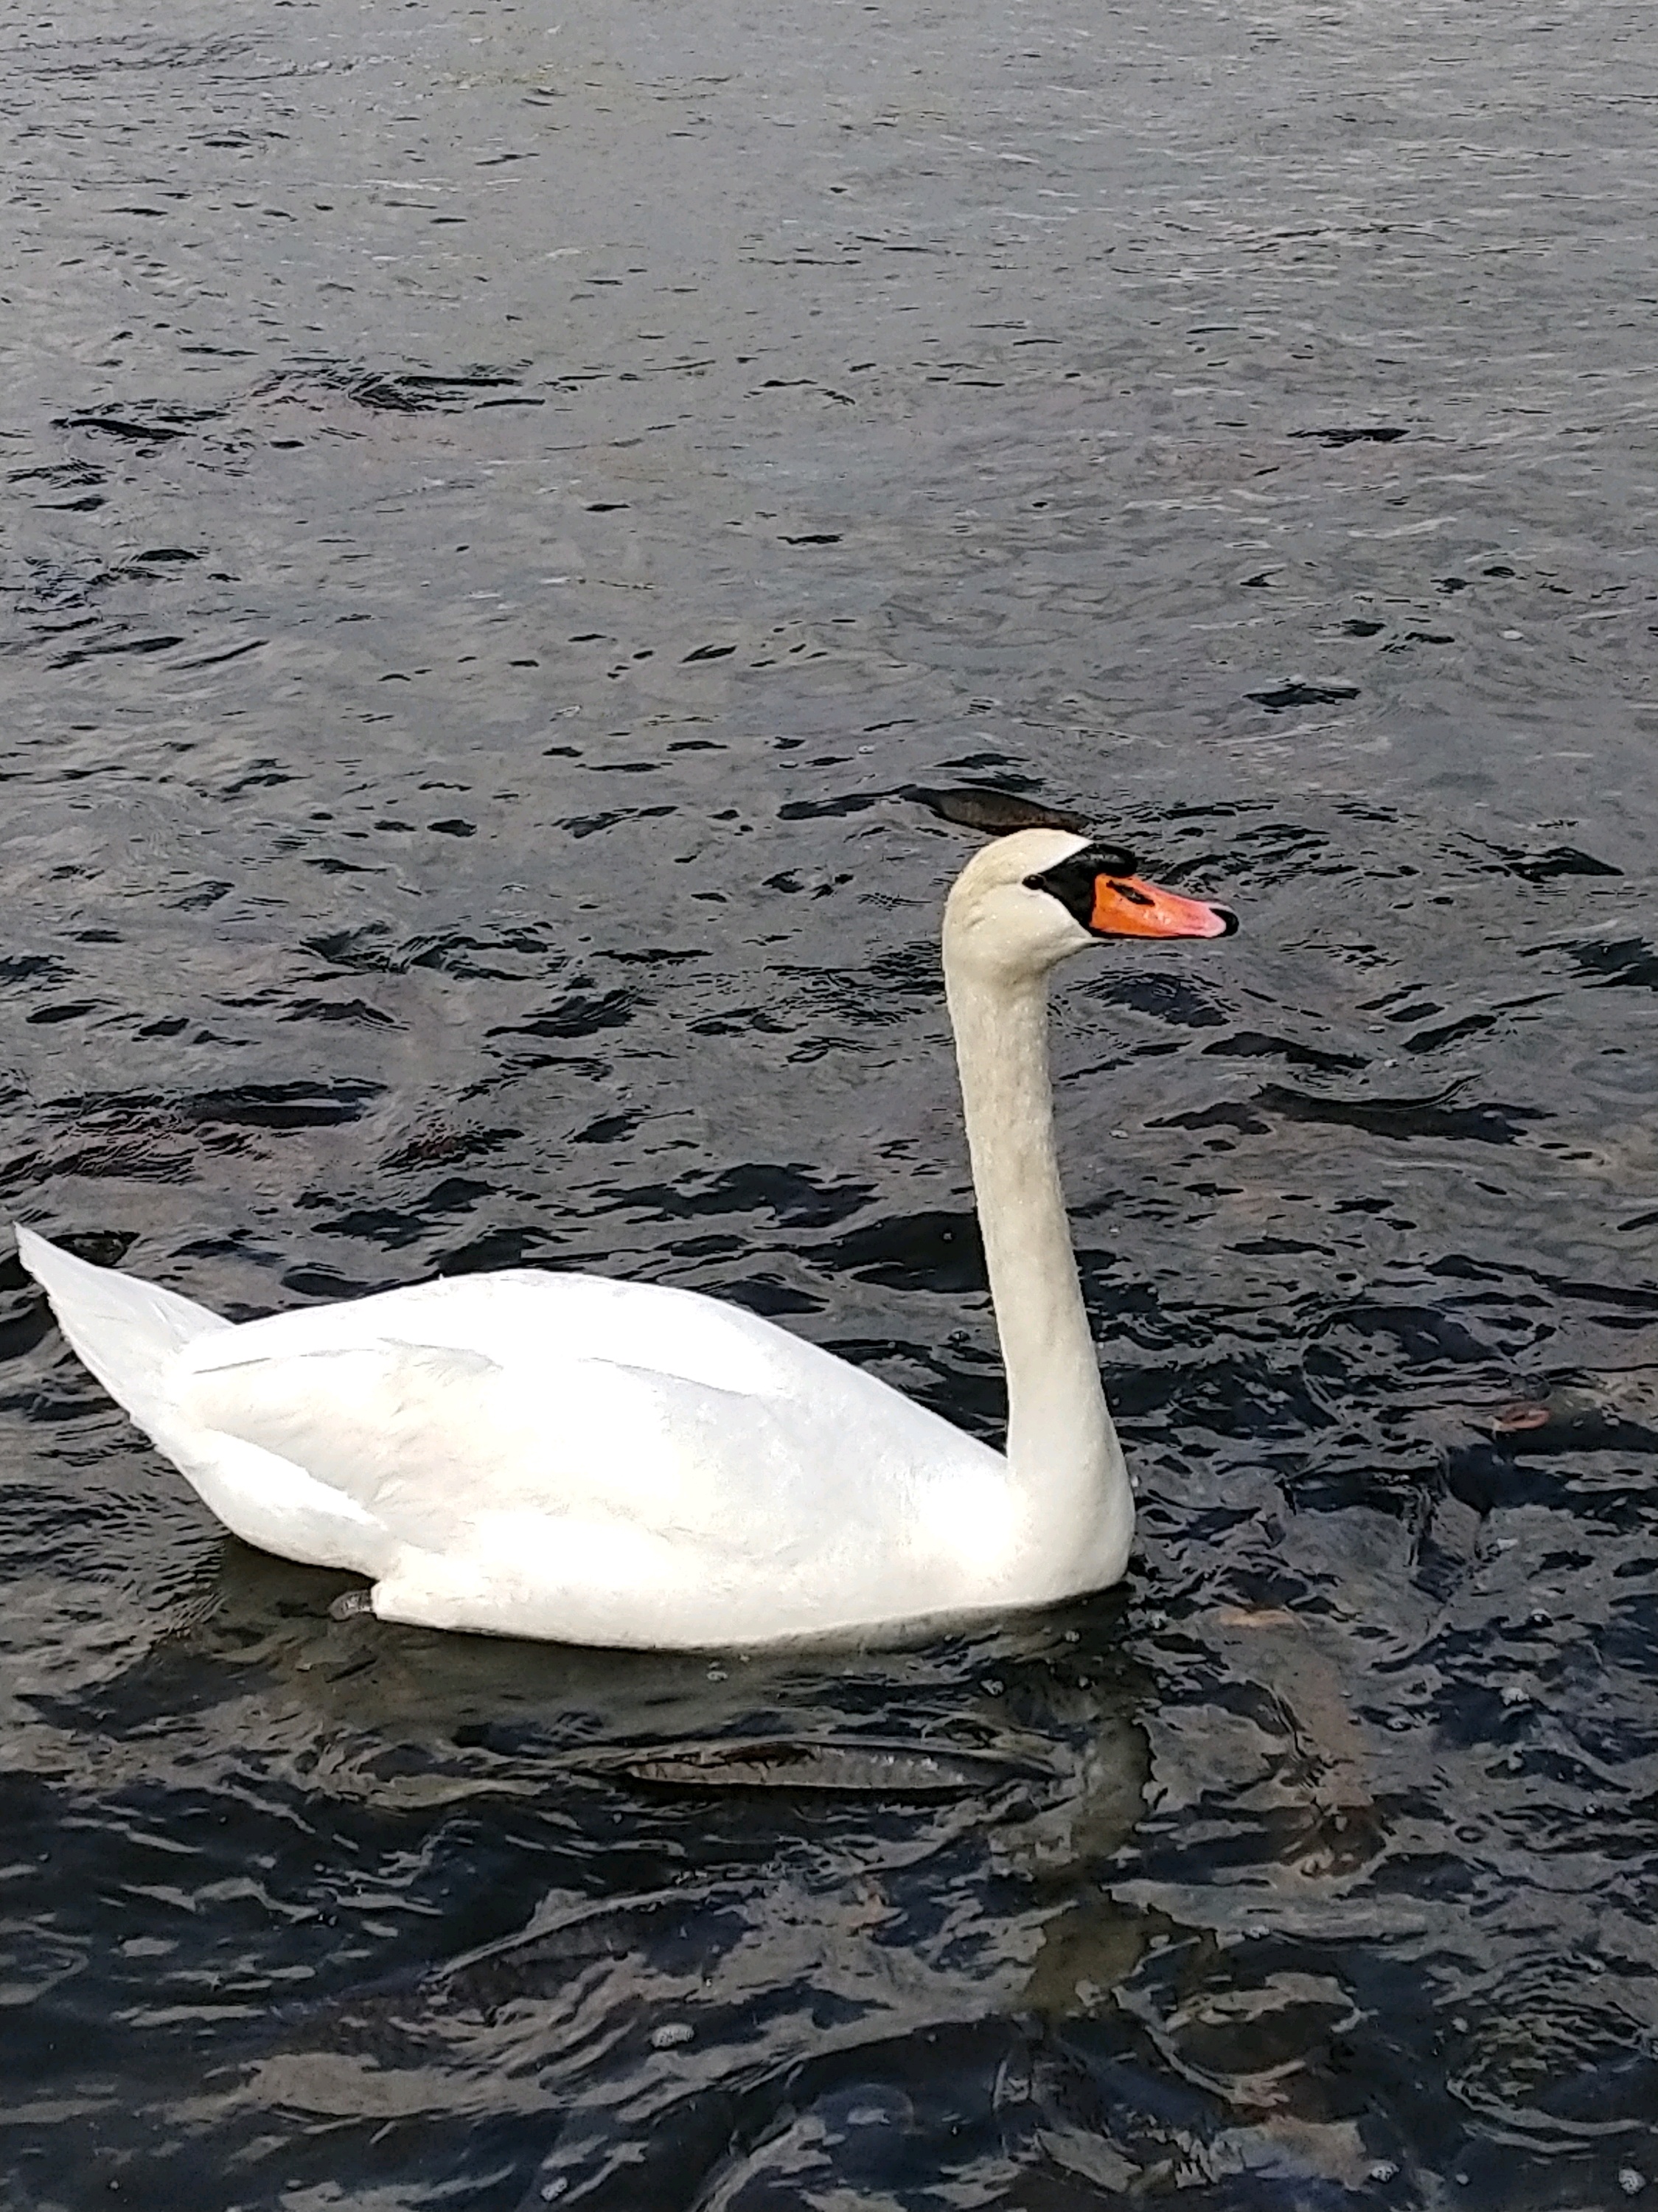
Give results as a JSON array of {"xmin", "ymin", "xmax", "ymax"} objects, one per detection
[
  {"xmin": 1025, "ymin": 841, "xmax": 1144, "ymax": 931},
  {"xmin": 1023, "ymin": 854, "xmax": 1101, "ymax": 931}
]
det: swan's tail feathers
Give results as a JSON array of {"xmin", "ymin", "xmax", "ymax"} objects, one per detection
[{"xmin": 15, "ymin": 1225, "xmax": 231, "ymax": 1441}]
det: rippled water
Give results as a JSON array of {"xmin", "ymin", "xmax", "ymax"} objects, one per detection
[{"xmin": 4, "ymin": 0, "xmax": 1657, "ymax": 2204}]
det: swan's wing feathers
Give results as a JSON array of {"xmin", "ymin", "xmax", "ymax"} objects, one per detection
[
  {"xmin": 170, "ymin": 1271, "xmax": 992, "ymax": 1575},
  {"xmin": 175, "ymin": 1329, "xmax": 748, "ymax": 1554},
  {"xmin": 179, "ymin": 1339, "xmax": 520, "ymax": 1548},
  {"xmin": 189, "ymin": 1338, "xmax": 498, "ymax": 1390}
]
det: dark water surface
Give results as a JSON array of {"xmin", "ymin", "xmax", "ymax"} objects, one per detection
[{"xmin": 4, "ymin": 0, "xmax": 1657, "ymax": 2204}]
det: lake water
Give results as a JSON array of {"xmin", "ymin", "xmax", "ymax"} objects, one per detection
[{"xmin": 3, "ymin": 0, "xmax": 1657, "ymax": 2205}]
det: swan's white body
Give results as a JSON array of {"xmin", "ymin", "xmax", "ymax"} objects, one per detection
[{"xmin": 18, "ymin": 827, "xmax": 1225, "ymax": 1649}]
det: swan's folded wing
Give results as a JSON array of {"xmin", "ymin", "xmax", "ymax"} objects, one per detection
[
  {"xmin": 174, "ymin": 1331, "xmax": 761, "ymax": 1554},
  {"xmin": 177, "ymin": 1340, "xmax": 514, "ymax": 1548}
]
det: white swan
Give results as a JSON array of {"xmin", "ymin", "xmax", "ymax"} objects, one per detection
[{"xmin": 17, "ymin": 792, "xmax": 1233, "ymax": 1649}]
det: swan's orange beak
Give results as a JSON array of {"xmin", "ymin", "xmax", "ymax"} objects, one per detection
[{"xmin": 1090, "ymin": 874, "xmax": 1236, "ymax": 939}]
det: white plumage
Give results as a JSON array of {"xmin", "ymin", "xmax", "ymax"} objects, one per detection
[{"xmin": 17, "ymin": 819, "xmax": 1232, "ymax": 1649}]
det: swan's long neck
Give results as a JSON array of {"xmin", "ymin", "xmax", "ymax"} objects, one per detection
[{"xmin": 943, "ymin": 945, "xmax": 1132, "ymax": 1585}]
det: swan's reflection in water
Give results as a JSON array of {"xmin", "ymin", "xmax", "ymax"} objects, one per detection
[
  {"xmin": 91, "ymin": 1540, "xmax": 1391, "ymax": 2211},
  {"xmin": 144, "ymin": 1545, "xmax": 1144, "ymax": 2202}
]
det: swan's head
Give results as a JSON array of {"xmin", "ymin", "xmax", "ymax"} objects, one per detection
[{"xmin": 943, "ymin": 826, "xmax": 1236, "ymax": 982}]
